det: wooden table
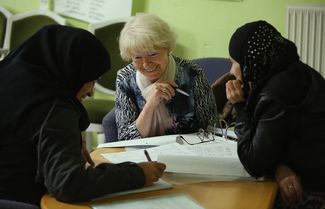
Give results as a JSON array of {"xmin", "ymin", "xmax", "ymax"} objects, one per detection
[{"xmin": 41, "ymin": 148, "xmax": 278, "ymax": 209}]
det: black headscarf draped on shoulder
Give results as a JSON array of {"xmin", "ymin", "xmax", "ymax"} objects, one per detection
[
  {"xmin": 0, "ymin": 25, "xmax": 110, "ymax": 132},
  {"xmin": 228, "ymin": 20, "xmax": 300, "ymax": 114}
]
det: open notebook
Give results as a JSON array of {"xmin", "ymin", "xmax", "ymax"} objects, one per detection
[{"xmin": 101, "ymin": 134, "xmax": 256, "ymax": 180}]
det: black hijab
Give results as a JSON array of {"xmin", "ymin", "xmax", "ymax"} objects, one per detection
[
  {"xmin": 228, "ymin": 20, "xmax": 300, "ymax": 113},
  {"xmin": 0, "ymin": 25, "xmax": 110, "ymax": 133}
]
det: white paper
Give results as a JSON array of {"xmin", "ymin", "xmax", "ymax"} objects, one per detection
[
  {"xmin": 39, "ymin": 0, "xmax": 49, "ymax": 10},
  {"xmin": 97, "ymin": 134, "xmax": 178, "ymax": 148},
  {"xmin": 101, "ymin": 134, "xmax": 251, "ymax": 179},
  {"xmin": 91, "ymin": 193, "xmax": 204, "ymax": 209},
  {"xmin": 53, "ymin": 0, "xmax": 132, "ymax": 23},
  {"xmin": 92, "ymin": 179, "xmax": 172, "ymax": 201},
  {"xmin": 102, "ymin": 142, "xmax": 194, "ymax": 163}
]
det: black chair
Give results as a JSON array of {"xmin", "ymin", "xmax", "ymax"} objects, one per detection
[
  {"xmin": 0, "ymin": 199, "xmax": 39, "ymax": 209},
  {"xmin": 192, "ymin": 57, "xmax": 231, "ymax": 85},
  {"xmin": 192, "ymin": 57, "xmax": 236, "ymax": 126}
]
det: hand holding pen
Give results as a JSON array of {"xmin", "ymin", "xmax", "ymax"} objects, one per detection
[
  {"xmin": 137, "ymin": 150, "xmax": 166, "ymax": 186},
  {"xmin": 156, "ymin": 81, "xmax": 189, "ymax": 98},
  {"xmin": 144, "ymin": 149, "xmax": 152, "ymax": 161},
  {"xmin": 147, "ymin": 81, "xmax": 189, "ymax": 107}
]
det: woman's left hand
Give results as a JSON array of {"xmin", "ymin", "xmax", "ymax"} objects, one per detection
[
  {"xmin": 81, "ymin": 140, "xmax": 95, "ymax": 167},
  {"xmin": 275, "ymin": 164, "xmax": 304, "ymax": 204}
]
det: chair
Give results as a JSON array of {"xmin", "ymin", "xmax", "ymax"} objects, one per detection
[
  {"xmin": 89, "ymin": 18, "xmax": 129, "ymax": 95},
  {"xmin": 0, "ymin": 199, "xmax": 39, "ymax": 209},
  {"xmin": 0, "ymin": 6, "xmax": 12, "ymax": 59},
  {"xmin": 82, "ymin": 99, "xmax": 115, "ymax": 150},
  {"xmin": 192, "ymin": 57, "xmax": 232, "ymax": 85},
  {"xmin": 192, "ymin": 57, "xmax": 235, "ymax": 125},
  {"xmin": 83, "ymin": 18, "xmax": 129, "ymax": 146},
  {"xmin": 102, "ymin": 107, "xmax": 118, "ymax": 142},
  {"xmin": 3, "ymin": 10, "xmax": 66, "ymax": 52}
]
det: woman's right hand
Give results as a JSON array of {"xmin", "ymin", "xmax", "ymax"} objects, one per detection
[
  {"xmin": 137, "ymin": 162, "xmax": 166, "ymax": 186},
  {"xmin": 146, "ymin": 81, "xmax": 178, "ymax": 108}
]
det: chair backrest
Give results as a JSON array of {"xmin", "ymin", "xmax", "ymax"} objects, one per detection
[
  {"xmin": 0, "ymin": 7, "xmax": 12, "ymax": 58},
  {"xmin": 83, "ymin": 98, "xmax": 115, "ymax": 150},
  {"xmin": 3, "ymin": 10, "xmax": 66, "ymax": 51},
  {"xmin": 0, "ymin": 7, "xmax": 12, "ymax": 48},
  {"xmin": 83, "ymin": 99, "xmax": 115, "ymax": 124},
  {"xmin": 102, "ymin": 107, "xmax": 118, "ymax": 142},
  {"xmin": 89, "ymin": 18, "xmax": 129, "ymax": 96},
  {"xmin": 192, "ymin": 57, "xmax": 232, "ymax": 85}
]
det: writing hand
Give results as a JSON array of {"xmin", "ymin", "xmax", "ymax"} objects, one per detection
[{"xmin": 137, "ymin": 162, "xmax": 166, "ymax": 186}]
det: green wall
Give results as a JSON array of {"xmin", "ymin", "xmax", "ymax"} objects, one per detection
[
  {"xmin": 1, "ymin": 0, "xmax": 324, "ymax": 59},
  {"xmin": 138, "ymin": 0, "xmax": 325, "ymax": 59}
]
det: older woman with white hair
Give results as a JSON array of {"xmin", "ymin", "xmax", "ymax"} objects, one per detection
[{"xmin": 103, "ymin": 13, "xmax": 217, "ymax": 140}]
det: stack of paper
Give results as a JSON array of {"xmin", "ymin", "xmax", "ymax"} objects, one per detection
[
  {"xmin": 100, "ymin": 134, "xmax": 253, "ymax": 179},
  {"xmin": 91, "ymin": 193, "xmax": 205, "ymax": 209}
]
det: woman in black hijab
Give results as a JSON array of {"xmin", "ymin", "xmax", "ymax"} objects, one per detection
[
  {"xmin": 226, "ymin": 20, "xmax": 325, "ymax": 208},
  {"xmin": 0, "ymin": 25, "xmax": 165, "ymax": 206}
]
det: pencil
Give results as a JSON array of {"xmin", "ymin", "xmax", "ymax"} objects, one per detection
[
  {"xmin": 176, "ymin": 88, "xmax": 190, "ymax": 97},
  {"xmin": 144, "ymin": 149, "xmax": 152, "ymax": 162}
]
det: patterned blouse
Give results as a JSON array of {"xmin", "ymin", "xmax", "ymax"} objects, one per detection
[{"xmin": 115, "ymin": 56, "xmax": 218, "ymax": 140}]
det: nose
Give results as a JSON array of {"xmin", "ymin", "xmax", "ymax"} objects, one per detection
[{"xmin": 142, "ymin": 57, "xmax": 152, "ymax": 69}]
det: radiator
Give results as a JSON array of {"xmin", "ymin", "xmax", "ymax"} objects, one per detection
[{"xmin": 286, "ymin": 5, "xmax": 325, "ymax": 77}]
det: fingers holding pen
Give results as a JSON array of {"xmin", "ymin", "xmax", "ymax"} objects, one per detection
[
  {"xmin": 139, "ymin": 149, "xmax": 166, "ymax": 186},
  {"xmin": 138, "ymin": 162, "xmax": 166, "ymax": 186},
  {"xmin": 155, "ymin": 80, "xmax": 178, "ymax": 100}
]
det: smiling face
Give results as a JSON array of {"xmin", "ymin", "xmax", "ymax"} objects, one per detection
[{"xmin": 131, "ymin": 48, "xmax": 169, "ymax": 82}]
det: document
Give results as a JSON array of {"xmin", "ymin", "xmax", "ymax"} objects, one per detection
[
  {"xmin": 101, "ymin": 134, "xmax": 253, "ymax": 179},
  {"xmin": 93, "ymin": 179, "xmax": 172, "ymax": 201},
  {"xmin": 91, "ymin": 193, "xmax": 205, "ymax": 209},
  {"xmin": 97, "ymin": 134, "xmax": 178, "ymax": 148},
  {"xmin": 53, "ymin": 0, "xmax": 132, "ymax": 23}
]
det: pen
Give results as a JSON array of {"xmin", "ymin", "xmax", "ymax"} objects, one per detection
[
  {"xmin": 175, "ymin": 88, "xmax": 190, "ymax": 97},
  {"xmin": 144, "ymin": 149, "xmax": 152, "ymax": 162}
]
